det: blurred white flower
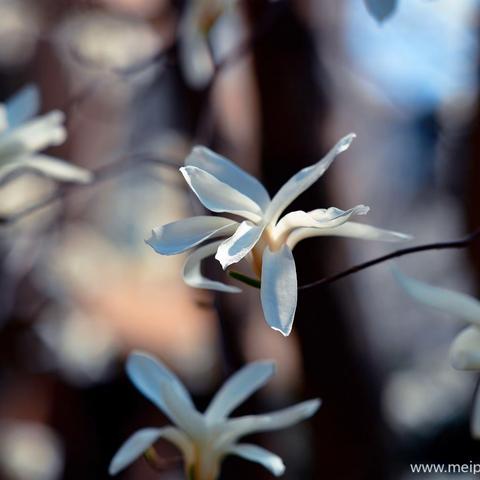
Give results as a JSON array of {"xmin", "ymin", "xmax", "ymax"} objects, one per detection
[
  {"xmin": 0, "ymin": 421, "xmax": 64, "ymax": 480},
  {"xmin": 110, "ymin": 351, "xmax": 320, "ymax": 479},
  {"xmin": 394, "ymin": 268, "xmax": 480, "ymax": 437},
  {"xmin": 36, "ymin": 306, "xmax": 120, "ymax": 386},
  {"xmin": 0, "ymin": 85, "xmax": 92, "ymax": 184},
  {"xmin": 148, "ymin": 134, "xmax": 410, "ymax": 336}
]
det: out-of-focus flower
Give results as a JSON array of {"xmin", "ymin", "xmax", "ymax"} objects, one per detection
[
  {"xmin": 109, "ymin": 351, "xmax": 320, "ymax": 479},
  {"xmin": 148, "ymin": 134, "xmax": 410, "ymax": 336},
  {"xmin": 394, "ymin": 268, "xmax": 480, "ymax": 437},
  {"xmin": 0, "ymin": 421, "xmax": 64, "ymax": 480},
  {"xmin": 36, "ymin": 306, "xmax": 120, "ymax": 386},
  {"xmin": 364, "ymin": 0, "xmax": 398, "ymax": 22},
  {"xmin": 0, "ymin": 0, "xmax": 41, "ymax": 68},
  {"xmin": 0, "ymin": 85, "xmax": 92, "ymax": 184}
]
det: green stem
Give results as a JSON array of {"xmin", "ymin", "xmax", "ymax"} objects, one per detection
[{"xmin": 228, "ymin": 271, "xmax": 261, "ymax": 289}]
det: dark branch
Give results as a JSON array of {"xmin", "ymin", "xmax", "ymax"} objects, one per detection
[{"xmin": 298, "ymin": 226, "xmax": 480, "ymax": 290}]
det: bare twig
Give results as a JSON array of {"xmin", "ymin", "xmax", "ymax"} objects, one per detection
[{"xmin": 298, "ymin": 226, "xmax": 480, "ymax": 290}]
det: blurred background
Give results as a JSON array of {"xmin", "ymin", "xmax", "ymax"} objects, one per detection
[{"xmin": 0, "ymin": 0, "xmax": 479, "ymax": 478}]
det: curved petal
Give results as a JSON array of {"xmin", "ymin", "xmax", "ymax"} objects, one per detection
[
  {"xmin": 219, "ymin": 399, "xmax": 321, "ymax": 445},
  {"xmin": 126, "ymin": 351, "xmax": 196, "ymax": 423},
  {"xmin": 215, "ymin": 221, "xmax": 264, "ymax": 270},
  {"xmin": 109, "ymin": 427, "xmax": 194, "ymax": 475},
  {"xmin": 260, "ymin": 246, "xmax": 297, "ymax": 336},
  {"xmin": 393, "ymin": 269, "xmax": 480, "ymax": 326},
  {"xmin": 471, "ymin": 385, "xmax": 480, "ymax": 439},
  {"xmin": 159, "ymin": 380, "xmax": 206, "ymax": 439},
  {"xmin": 449, "ymin": 326, "xmax": 480, "ymax": 370},
  {"xmin": 265, "ymin": 134, "xmax": 356, "ymax": 225},
  {"xmin": 0, "ymin": 110, "xmax": 66, "ymax": 156},
  {"xmin": 287, "ymin": 222, "xmax": 411, "ymax": 249},
  {"xmin": 274, "ymin": 205, "xmax": 369, "ymax": 244},
  {"xmin": 205, "ymin": 361, "xmax": 275, "ymax": 422},
  {"xmin": 6, "ymin": 84, "xmax": 40, "ymax": 128},
  {"xmin": 181, "ymin": 166, "xmax": 263, "ymax": 222},
  {"xmin": 146, "ymin": 216, "xmax": 238, "ymax": 255},
  {"xmin": 183, "ymin": 240, "xmax": 242, "ymax": 293},
  {"xmin": 227, "ymin": 444, "xmax": 285, "ymax": 477},
  {"xmin": 16, "ymin": 155, "xmax": 93, "ymax": 183},
  {"xmin": 186, "ymin": 146, "xmax": 270, "ymax": 210}
]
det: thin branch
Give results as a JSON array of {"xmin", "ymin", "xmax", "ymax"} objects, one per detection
[
  {"xmin": 0, "ymin": 154, "xmax": 180, "ymax": 225},
  {"xmin": 298, "ymin": 226, "xmax": 480, "ymax": 290}
]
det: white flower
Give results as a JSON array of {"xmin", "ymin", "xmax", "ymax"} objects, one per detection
[
  {"xmin": 109, "ymin": 351, "xmax": 320, "ymax": 479},
  {"xmin": 0, "ymin": 84, "xmax": 92, "ymax": 184},
  {"xmin": 393, "ymin": 268, "xmax": 480, "ymax": 437},
  {"xmin": 147, "ymin": 134, "xmax": 410, "ymax": 336}
]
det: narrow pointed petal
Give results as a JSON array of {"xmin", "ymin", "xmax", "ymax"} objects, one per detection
[
  {"xmin": 205, "ymin": 361, "xmax": 275, "ymax": 422},
  {"xmin": 0, "ymin": 111, "xmax": 66, "ymax": 156},
  {"xmin": 183, "ymin": 240, "xmax": 242, "ymax": 293},
  {"xmin": 393, "ymin": 269, "xmax": 480, "ymax": 326},
  {"xmin": 449, "ymin": 326, "xmax": 480, "ymax": 370},
  {"xmin": 147, "ymin": 217, "xmax": 238, "ymax": 255},
  {"xmin": 215, "ymin": 221, "xmax": 264, "ymax": 270},
  {"xmin": 6, "ymin": 84, "xmax": 40, "ymax": 128},
  {"xmin": 126, "ymin": 351, "xmax": 196, "ymax": 423},
  {"xmin": 261, "ymin": 246, "xmax": 297, "ymax": 336},
  {"xmin": 186, "ymin": 147, "xmax": 270, "ymax": 210},
  {"xmin": 5, "ymin": 154, "xmax": 93, "ymax": 183},
  {"xmin": 159, "ymin": 381, "xmax": 206, "ymax": 439},
  {"xmin": 181, "ymin": 166, "xmax": 263, "ymax": 222},
  {"xmin": 265, "ymin": 134, "xmax": 356, "ymax": 224},
  {"xmin": 274, "ymin": 205, "xmax": 369, "ymax": 243},
  {"xmin": 220, "ymin": 399, "xmax": 321, "ymax": 444},
  {"xmin": 471, "ymin": 386, "xmax": 480, "ymax": 439},
  {"xmin": 287, "ymin": 222, "xmax": 410, "ymax": 249},
  {"xmin": 109, "ymin": 427, "xmax": 194, "ymax": 475},
  {"xmin": 227, "ymin": 444, "xmax": 285, "ymax": 477}
]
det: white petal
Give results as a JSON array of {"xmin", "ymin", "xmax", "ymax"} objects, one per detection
[
  {"xmin": 6, "ymin": 84, "xmax": 40, "ymax": 128},
  {"xmin": 0, "ymin": 105, "xmax": 7, "ymax": 133},
  {"xmin": 260, "ymin": 246, "xmax": 297, "ymax": 336},
  {"xmin": 221, "ymin": 399, "xmax": 321, "ymax": 443},
  {"xmin": 0, "ymin": 110, "xmax": 66, "ymax": 156},
  {"xmin": 186, "ymin": 146, "xmax": 270, "ymax": 210},
  {"xmin": 146, "ymin": 216, "xmax": 238, "ymax": 255},
  {"xmin": 126, "ymin": 351, "xmax": 196, "ymax": 423},
  {"xmin": 287, "ymin": 221, "xmax": 410, "ymax": 249},
  {"xmin": 274, "ymin": 205, "xmax": 369, "ymax": 244},
  {"xmin": 364, "ymin": 0, "xmax": 398, "ymax": 22},
  {"xmin": 205, "ymin": 361, "xmax": 275, "ymax": 422},
  {"xmin": 6, "ymin": 154, "xmax": 93, "ymax": 183},
  {"xmin": 449, "ymin": 326, "xmax": 480, "ymax": 370},
  {"xmin": 215, "ymin": 221, "xmax": 264, "ymax": 270},
  {"xmin": 181, "ymin": 166, "xmax": 263, "ymax": 222},
  {"xmin": 393, "ymin": 269, "xmax": 480, "ymax": 326},
  {"xmin": 159, "ymin": 380, "xmax": 206, "ymax": 439},
  {"xmin": 471, "ymin": 385, "xmax": 480, "ymax": 439},
  {"xmin": 227, "ymin": 444, "xmax": 285, "ymax": 476},
  {"xmin": 265, "ymin": 134, "xmax": 355, "ymax": 225},
  {"xmin": 109, "ymin": 427, "xmax": 194, "ymax": 475},
  {"xmin": 183, "ymin": 240, "xmax": 242, "ymax": 293}
]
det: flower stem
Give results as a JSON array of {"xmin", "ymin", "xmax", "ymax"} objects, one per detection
[{"xmin": 228, "ymin": 271, "xmax": 261, "ymax": 289}]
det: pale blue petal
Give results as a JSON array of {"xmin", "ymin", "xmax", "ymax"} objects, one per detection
[
  {"xmin": 186, "ymin": 146, "xmax": 270, "ymax": 210},
  {"xmin": 6, "ymin": 84, "xmax": 40, "ymax": 128},
  {"xmin": 205, "ymin": 361, "xmax": 275, "ymax": 422},
  {"xmin": 260, "ymin": 246, "xmax": 297, "ymax": 336}
]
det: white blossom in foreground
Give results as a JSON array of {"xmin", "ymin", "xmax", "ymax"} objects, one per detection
[
  {"xmin": 0, "ymin": 84, "xmax": 92, "ymax": 184},
  {"xmin": 109, "ymin": 351, "xmax": 320, "ymax": 479},
  {"xmin": 148, "ymin": 134, "xmax": 410, "ymax": 336},
  {"xmin": 394, "ymin": 268, "xmax": 480, "ymax": 438}
]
